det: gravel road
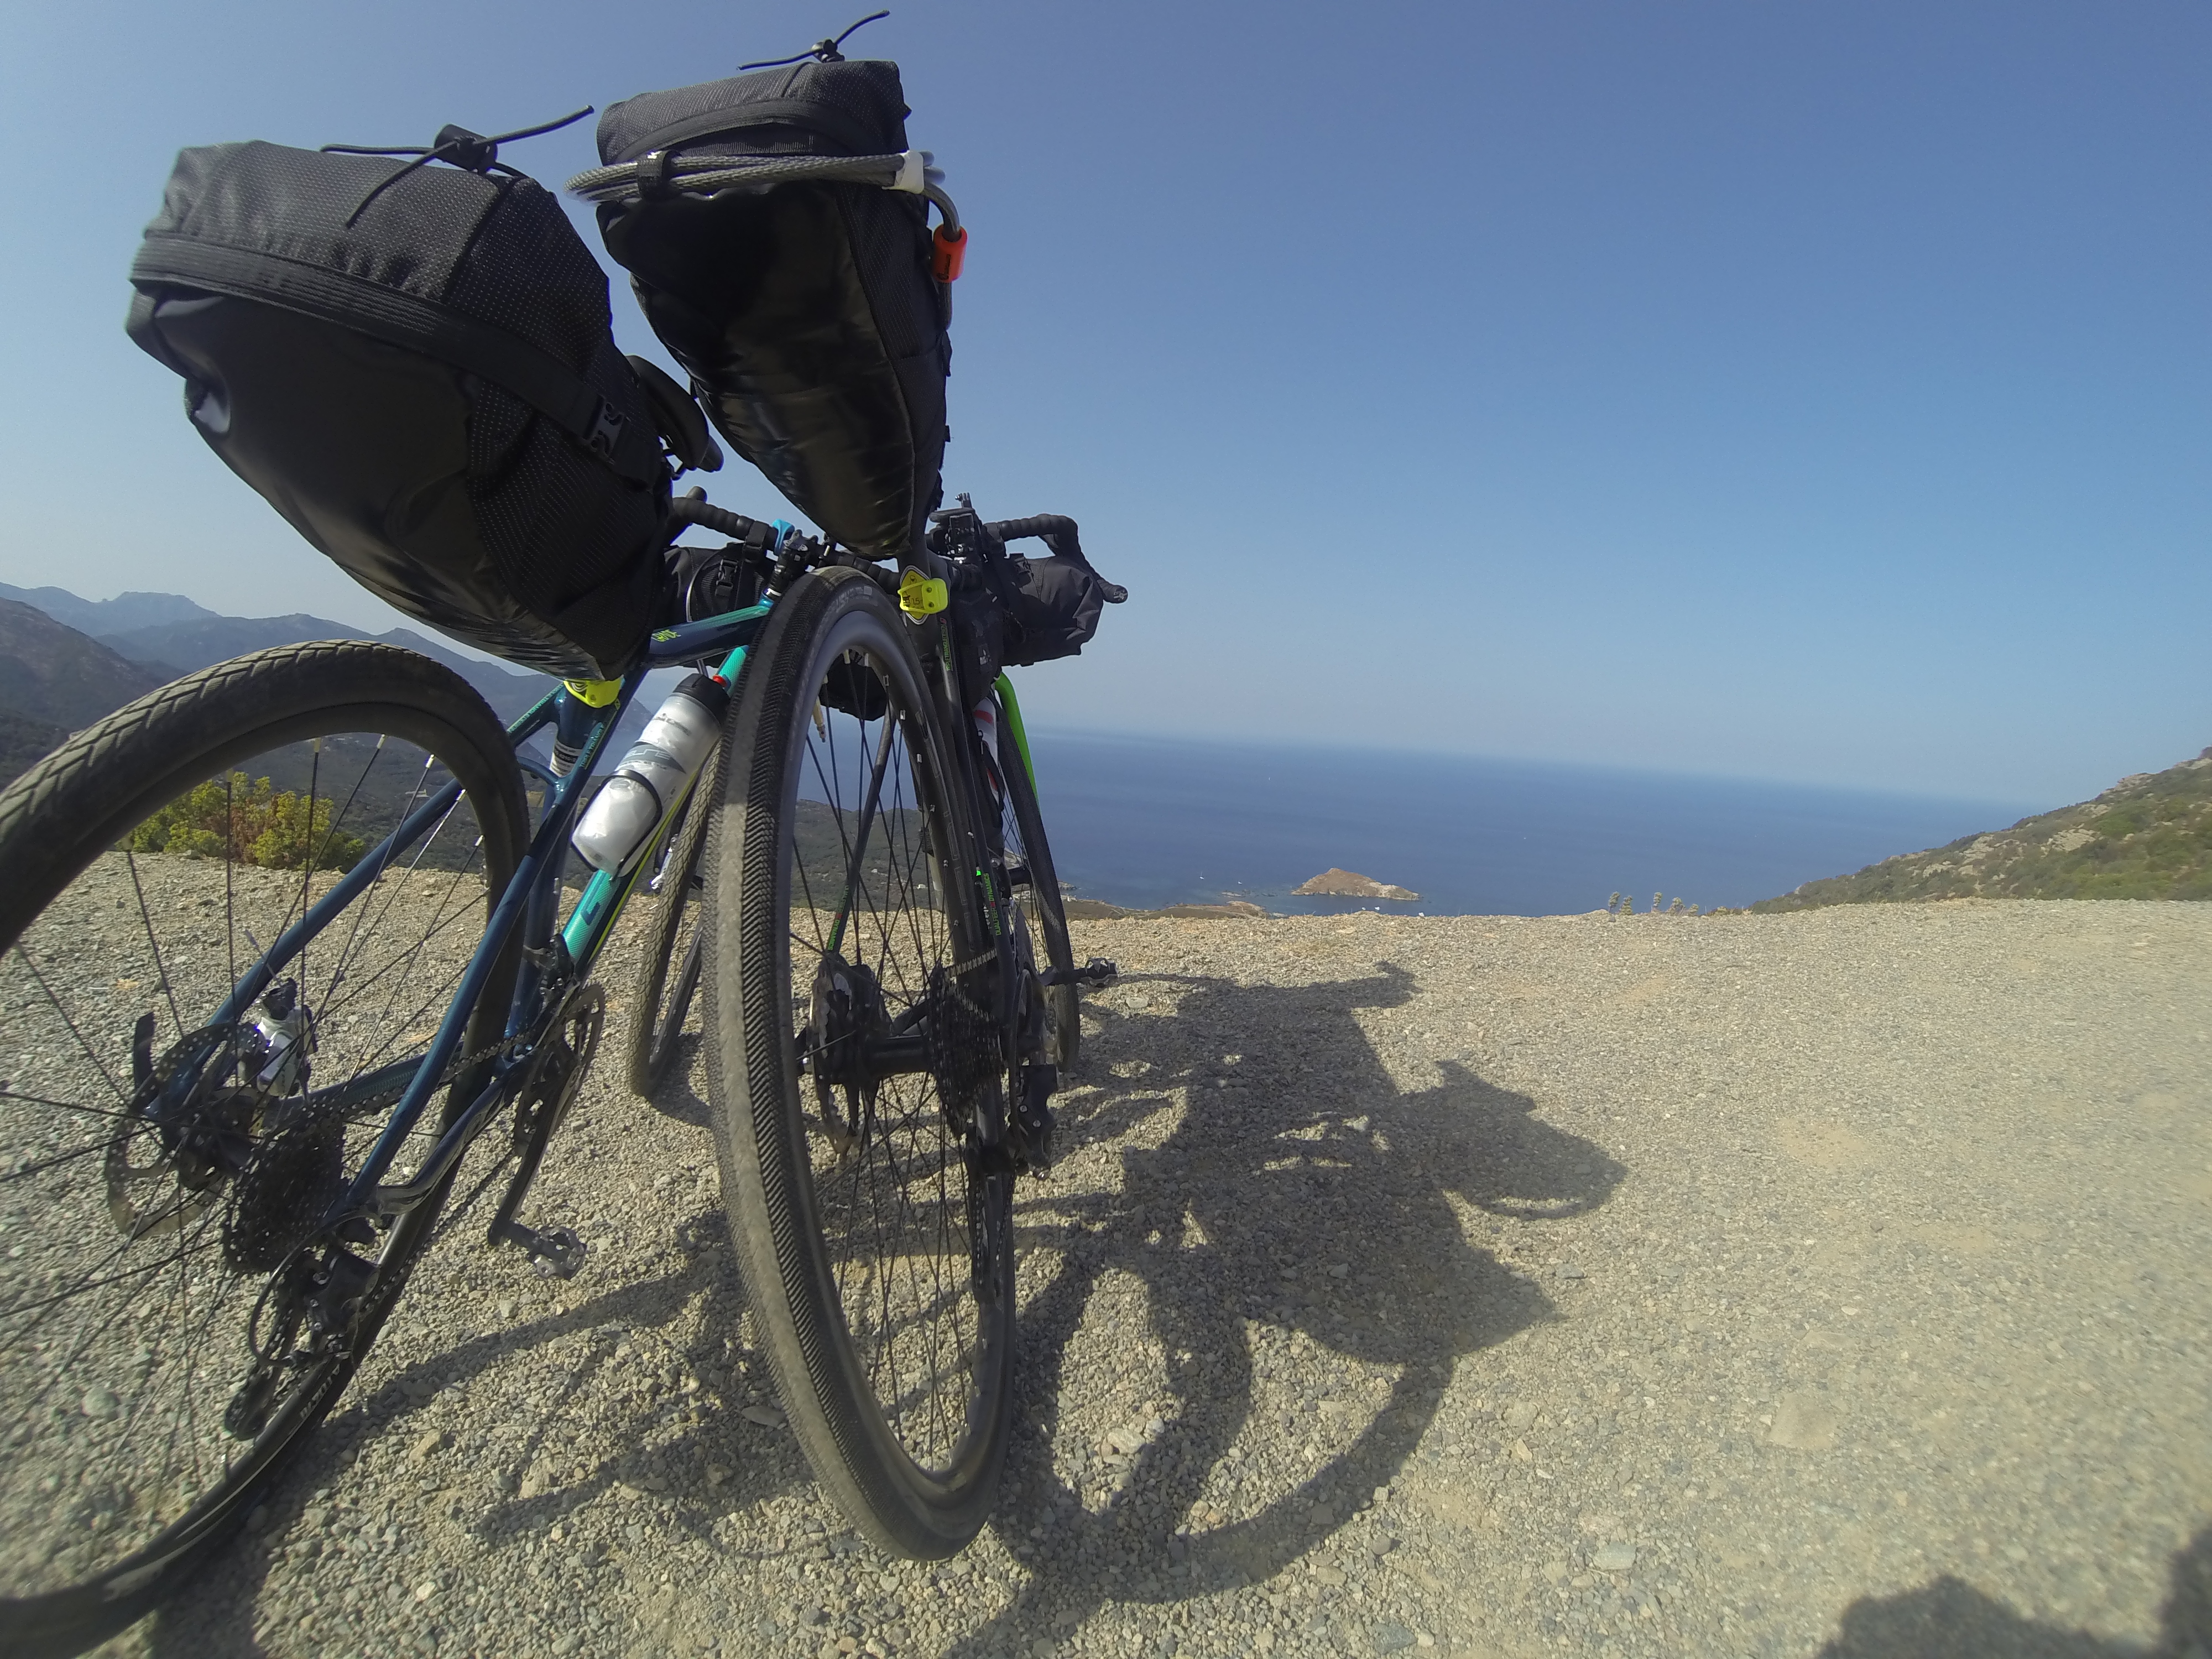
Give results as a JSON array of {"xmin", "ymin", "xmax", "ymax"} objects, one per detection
[{"xmin": 88, "ymin": 900, "xmax": 2211, "ymax": 1659}]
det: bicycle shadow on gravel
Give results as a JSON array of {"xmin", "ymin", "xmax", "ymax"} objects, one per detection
[
  {"xmin": 947, "ymin": 963, "xmax": 1623, "ymax": 1657},
  {"xmin": 638, "ymin": 1034, "xmax": 715, "ymax": 1128},
  {"xmin": 1817, "ymin": 1525, "xmax": 2210, "ymax": 1658},
  {"xmin": 129, "ymin": 1196, "xmax": 805, "ymax": 1658}
]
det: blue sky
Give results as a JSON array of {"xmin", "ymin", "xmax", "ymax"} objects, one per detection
[{"xmin": 1, "ymin": 0, "xmax": 2204, "ymax": 806}]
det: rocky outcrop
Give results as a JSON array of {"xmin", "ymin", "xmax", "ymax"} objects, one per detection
[
  {"xmin": 1292, "ymin": 868, "xmax": 1419, "ymax": 901},
  {"xmin": 1063, "ymin": 898, "xmax": 1266, "ymax": 921}
]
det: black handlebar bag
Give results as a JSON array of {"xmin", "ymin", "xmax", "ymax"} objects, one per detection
[
  {"xmin": 127, "ymin": 142, "xmax": 669, "ymax": 680},
  {"xmin": 593, "ymin": 59, "xmax": 948, "ymax": 562}
]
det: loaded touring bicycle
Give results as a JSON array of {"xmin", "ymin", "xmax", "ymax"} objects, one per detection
[{"xmin": 0, "ymin": 25, "xmax": 1122, "ymax": 1653}]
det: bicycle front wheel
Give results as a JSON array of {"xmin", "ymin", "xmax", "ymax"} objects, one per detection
[
  {"xmin": 0, "ymin": 641, "xmax": 526, "ymax": 1655},
  {"xmin": 703, "ymin": 567, "xmax": 1015, "ymax": 1558}
]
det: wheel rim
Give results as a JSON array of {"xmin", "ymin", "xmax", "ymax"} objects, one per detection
[
  {"xmin": 780, "ymin": 613, "xmax": 1008, "ymax": 1483},
  {"xmin": 0, "ymin": 724, "xmax": 506, "ymax": 1599}
]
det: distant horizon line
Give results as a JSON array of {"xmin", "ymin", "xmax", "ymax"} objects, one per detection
[
  {"xmin": 0, "ymin": 576, "xmax": 2095, "ymax": 818},
  {"xmin": 1022, "ymin": 718, "xmax": 2052, "ymax": 817}
]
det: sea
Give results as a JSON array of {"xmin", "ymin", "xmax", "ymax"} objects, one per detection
[{"xmin": 1023, "ymin": 729, "xmax": 2038, "ymax": 917}]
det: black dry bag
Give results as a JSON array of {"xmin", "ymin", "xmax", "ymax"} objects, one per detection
[
  {"xmin": 127, "ymin": 140, "xmax": 671, "ymax": 680},
  {"xmin": 589, "ymin": 58, "xmax": 949, "ymax": 561},
  {"xmin": 999, "ymin": 556, "xmax": 1113, "ymax": 667}
]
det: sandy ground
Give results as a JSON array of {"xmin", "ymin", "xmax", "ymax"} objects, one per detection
[{"xmin": 89, "ymin": 899, "xmax": 2211, "ymax": 1659}]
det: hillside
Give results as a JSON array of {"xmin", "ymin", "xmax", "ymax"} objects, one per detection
[
  {"xmin": 0, "ymin": 599, "xmax": 173, "ymax": 729},
  {"xmin": 1753, "ymin": 747, "xmax": 2212, "ymax": 909},
  {"xmin": 97, "ymin": 612, "xmax": 554, "ymax": 726},
  {"xmin": 0, "ymin": 711, "xmax": 72, "ymax": 783},
  {"xmin": 0, "ymin": 587, "xmax": 667, "ymax": 795}
]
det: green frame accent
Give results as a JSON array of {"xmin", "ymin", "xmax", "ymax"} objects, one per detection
[{"xmin": 993, "ymin": 672, "xmax": 1037, "ymax": 792}]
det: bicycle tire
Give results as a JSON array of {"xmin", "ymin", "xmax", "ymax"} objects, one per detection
[
  {"xmin": 994, "ymin": 703, "xmax": 1079, "ymax": 1073},
  {"xmin": 702, "ymin": 567, "xmax": 1016, "ymax": 1558},
  {"xmin": 624, "ymin": 759, "xmax": 716, "ymax": 1098},
  {"xmin": 0, "ymin": 641, "xmax": 527, "ymax": 1656}
]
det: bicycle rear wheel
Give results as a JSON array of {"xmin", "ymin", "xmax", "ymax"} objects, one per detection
[
  {"xmin": 703, "ymin": 567, "xmax": 1015, "ymax": 1558},
  {"xmin": 0, "ymin": 641, "xmax": 526, "ymax": 1655},
  {"xmin": 624, "ymin": 763, "xmax": 715, "ymax": 1098}
]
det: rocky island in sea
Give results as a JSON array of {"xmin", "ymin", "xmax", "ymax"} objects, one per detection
[{"xmin": 1292, "ymin": 868, "xmax": 1420, "ymax": 901}]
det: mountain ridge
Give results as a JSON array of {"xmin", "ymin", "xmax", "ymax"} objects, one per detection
[
  {"xmin": 0, "ymin": 599, "xmax": 174, "ymax": 727},
  {"xmin": 91, "ymin": 612, "xmax": 554, "ymax": 725},
  {"xmin": 1752, "ymin": 747, "xmax": 2212, "ymax": 908},
  {"xmin": 0, "ymin": 588, "xmax": 619, "ymax": 789},
  {"xmin": 0, "ymin": 583, "xmax": 218, "ymax": 635}
]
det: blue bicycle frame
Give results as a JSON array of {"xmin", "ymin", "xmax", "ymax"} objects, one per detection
[{"xmin": 164, "ymin": 599, "xmax": 774, "ymax": 1240}]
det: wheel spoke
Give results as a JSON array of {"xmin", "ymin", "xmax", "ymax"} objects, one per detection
[
  {"xmin": 771, "ymin": 620, "xmax": 1000, "ymax": 1480},
  {"xmin": 0, "ymin": 655, "xmax": 523, "ymax": 1603}
]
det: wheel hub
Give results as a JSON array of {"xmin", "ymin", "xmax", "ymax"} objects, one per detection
[
  {"xmin": 106, "ymin": 982, "xmax": 314, "ymax": 1243},
  {"xmin": 807, "ymin": 951, "xmax": 888, "ymax": 1145},
  {"xmin": 922, "ymin": 958, "xmax": 998, "ymax": 1123}
]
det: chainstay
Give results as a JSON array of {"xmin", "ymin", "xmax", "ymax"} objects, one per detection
[{"xmin": 279, "ymin": 1031, "xmax": 524, "ymax": 1136}]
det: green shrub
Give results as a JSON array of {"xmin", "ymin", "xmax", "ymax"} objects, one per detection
[{"xmin": 127, "ymin": 773, "xmax": 366, "ymax": 872}]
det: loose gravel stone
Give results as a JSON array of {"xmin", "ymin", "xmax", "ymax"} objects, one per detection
[{"xmin": 69, "ymin": 900, "xmax": 2212, "ymax": 1659}]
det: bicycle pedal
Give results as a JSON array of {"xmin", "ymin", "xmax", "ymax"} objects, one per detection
[
  {"xmin": 1042, "ymin": 956, "xmax": 1118, "ymax": 989},
  {"xmin": 493, "ymin": 1219, "xmax": 587, "ymax": 1279}
]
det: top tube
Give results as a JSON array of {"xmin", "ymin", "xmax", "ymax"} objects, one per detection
[{"xmin": 644, "ymin": 603, "xmax": 770, "ymax": 665}]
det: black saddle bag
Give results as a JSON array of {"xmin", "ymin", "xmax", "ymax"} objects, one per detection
[
  {"xmin": 592, "ymin": 58, "xmax": 948, "ymax": 562},
  {"xmin": 127, "ymin": 141, "xmax": 670, "ymax": 680}
]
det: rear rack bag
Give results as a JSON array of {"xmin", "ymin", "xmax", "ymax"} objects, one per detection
[
  {"xmin": 127, "ymin": 141, "xmax": 670, "ymax": 680},
  {"xmin": 593, "ymin": 59, "xmax": 947, "ymax": 561}
]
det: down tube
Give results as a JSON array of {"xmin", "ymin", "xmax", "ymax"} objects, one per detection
[{"xmin": 559, "ymin": 643, "xmax": 748, "ymax": 974}]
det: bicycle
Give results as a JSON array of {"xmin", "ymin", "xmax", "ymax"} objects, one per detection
[{"xmin": 0, "ymin": 488, "xmax": 1114, "ymax": 1655}]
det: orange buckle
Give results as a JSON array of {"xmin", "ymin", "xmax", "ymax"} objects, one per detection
[{"xmin": 932, "ymin": 226, "xmax": 968, "ymax": 283}]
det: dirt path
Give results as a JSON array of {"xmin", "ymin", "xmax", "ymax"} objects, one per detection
[{"xmin": 97, "ymin": 900, "xmax": 2211, "ymax": 1659}]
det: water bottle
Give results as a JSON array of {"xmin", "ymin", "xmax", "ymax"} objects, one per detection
[{"xmin": 571, "ymin": 674, "xmax": 730, "ymax": 875}]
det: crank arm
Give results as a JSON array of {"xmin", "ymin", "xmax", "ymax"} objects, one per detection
[{"xmin": 1041, "ymin": 957, "xmax": 1117, "ymax": 989}]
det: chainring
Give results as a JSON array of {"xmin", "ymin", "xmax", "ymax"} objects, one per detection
[{"xmin": 515, "ymin": 982, "xmax": 606, "ymax": 1156}]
